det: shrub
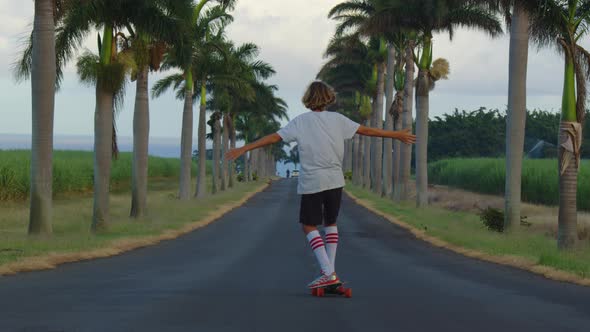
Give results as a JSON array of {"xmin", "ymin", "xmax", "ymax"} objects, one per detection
[
  {"xmin": 344, "ymin": 171, "xmax": 353, "ymax": 180},
  {"xmin": 479, "ymin": 207, "xmax": 531, "ymax": 233},
  {"xmin": 479, "ymin": 207, "xmax": 504, "ymax": 233}
]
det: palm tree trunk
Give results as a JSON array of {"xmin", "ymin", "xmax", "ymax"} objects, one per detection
[
  {"xmin": 212, "ymin": 115, "xmax": 221, "ymax": 194},
  {"xmin": 392, "ymin": 90, "xmax": 403, "ymax": 201},
  {"xmin": 353, "ymin": 135, "xmax": 361, "ymax": 186},
  {"xmin": 195, "ymin": 81, "xmax": 207, "ymax": 198},
  {"xmin": 244, "ymin": 150, "xmax": 250, "ymax": 182},
  {"xmin": 415, "ymin": 68, "xmax": 430, "ymax": 207},
  {"xmin": 504, "ymin": 5, "xmax": 530, "ymax": 230},
  {"xmin": 399, "ymin": 44, "xmax": 415, "ymax": 201},
  {"xmin": 558, "ymin": 122, "xmax": 579, "ymax": 249},
  {"xmin": 228, "ymin": 115, "xmax": 236, "ymax": 188},
  {"xmin": 130, "ymin": 66, "xmax": 150, "ymax": 218},
  {"xmin": 343, "ymin": 140, "xmax": 350, "ymax": 172},
  {"xmin": 384, "ymin": 46, "xmax": 395, "ymax": 197},
  {"xmin": 363, "ymin": 119, "xmax": 371, "ymax": 188},
  {"xmin": 371, "ymin": 63, "xmax": 385, "ymax": 194},
  {"xmin": 557, "ymin": 54, "xmax": 579, "ymax": 250},
  {"xmin": 221, "ymin": 114, "xmax": 229, "ymax": 190},
  {"xmin": 28, "ymin": 0, "xmax": 56, "ymax": 235},
  {"xmin": 346, "ymin": 139, "xmax": 353, "ymax": 171},
  {"xmin": 179, "ymin": 83, "xmax": 193, "ymax": 200},
  {"xmin": 250, "ymin": 149, "xmax": 257, "ymax": 180},
  {"xmin": 92, "ymin": 84, "xmax": 114, "ymax": 231}
]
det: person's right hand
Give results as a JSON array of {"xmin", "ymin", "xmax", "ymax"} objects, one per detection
[{"xmin": 398, "ymin": 128, "xmax": 416, "ymax": 144}]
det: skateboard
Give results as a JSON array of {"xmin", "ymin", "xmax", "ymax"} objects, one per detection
[{"xmin": 310, "ymin": 283, "xmax": 352, "ymax": 298}]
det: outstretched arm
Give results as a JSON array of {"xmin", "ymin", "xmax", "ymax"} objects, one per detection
[
  {"xmin": 356, "ymin": 126, "xmax": 416, "ymax": 144},
  {"xmin": 225, "ymin": 133, "xmax": 282, "ymax": 161}
]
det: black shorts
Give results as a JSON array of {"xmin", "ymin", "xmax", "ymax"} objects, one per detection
[{"xmin": 299, "ymin": 187, "xmax": 343, "ymax": 226}]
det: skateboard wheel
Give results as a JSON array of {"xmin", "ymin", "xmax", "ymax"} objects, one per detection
[
  {"xmin": 344, "ymin": 288, "xmax": 352, "ymax": 298},
  {"xmin": 311, "ymin": 288, "xmax": 318, "ymax": 296},
  {"xmin": 317, "ymin": 288, "xmax": 325, "ymax": 297}
]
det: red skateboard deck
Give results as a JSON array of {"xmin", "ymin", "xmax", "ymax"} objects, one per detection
[{"xmin": 310, "ymin": 283, "xmax": 352, "ymax": 298}]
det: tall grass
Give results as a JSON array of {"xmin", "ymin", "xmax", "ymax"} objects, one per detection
[
  {"xmin": 429, "ymin": 158, "xmax": 590, "ymax": 210},
  {"xmin": 0, "ymin": 150, "xmax": 207, "ymax": 201}
]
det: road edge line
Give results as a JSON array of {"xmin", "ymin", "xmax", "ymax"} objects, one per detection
[{"xmin": 344, "ymin": 189, "xmax": 590, "ymax": 288}]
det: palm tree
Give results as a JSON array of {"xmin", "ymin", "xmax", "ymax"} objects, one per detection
[
  {"xmin": 27, "ymin": 0, "xmax": 57, "ymax": 235},
  {"xmin": 390, "ymin": 37, "xmax": 408, "ymax": 201},
  {"xmin": 15, "ymin": 1, "xmax": 95, "ymax": 234},
  {"xmin": 208, "ymin": 112, "xmax": 222, "ymax": 193},
  {"xmin": 152, "ymin": 3, "xmax": 232, "ymax": 200},
  {"xmin": 12, "ymin": 0, "xmax": 64, "ymax": 235},
  {"xmin": 494, "ymin": 0, "xmax": 542, "ymax": 230},
  {"xmin": 383, "ymin": 45, "xmax": 395, "ymax": 197},
  {"xmin": 398, "ymin": 40, "xmax": 416, "ymax": 201},
  {"xmin": 369, "ymin": 38, "xmax": 387, "ymax": 194},
  {"xmin": 210, "ymin": 41, "xmax": 275, "ymax": 190},
  {"xmin": 234, "ymin": 83, "xmax": 288, "ymax": 180},
  {"xmin": 529, "ymin": 0, "xmax": 590, "ymax": 249},
  {"xmin": 392, "ymin": 0, "xmax": 502, "ymax": 207},
  {"xmin": 128, "ymin": 0, "xmax": 189, "ymax": 218},
  {"xmin": 383, "ymin": 30, "xmax": 411, "ymax": 200},
  {"xmin": 329, "ymin": 2, "xmax": 389, "ymax": 194},
  {"xmin": 44, "ymin": 0, "xmax": 179, "ymax": 231}
]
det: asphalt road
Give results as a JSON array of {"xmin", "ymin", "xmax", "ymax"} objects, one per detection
[{"xmin": 1, "ymin": 179, "xmax": 590, "ymax": 332}]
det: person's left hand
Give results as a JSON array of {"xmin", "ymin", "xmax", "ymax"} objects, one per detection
[
  {"xmin": 225, "ymin": 147, "xmax": 245, "ymax": 161},
  {"xmin": 398, "ymin": 128, "xmax": 416, "ymax": 145}
]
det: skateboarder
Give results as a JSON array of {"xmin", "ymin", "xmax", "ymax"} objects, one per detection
[{"xmin": 226, "ymin": 81, "xmax": 416, "ymax": 289}]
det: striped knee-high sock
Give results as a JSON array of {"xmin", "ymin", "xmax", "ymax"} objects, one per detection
[
  {"xmin": 306, "ymin": 230, "xmax": 334, "ymax": 275},
  {"xmin": 324, "ymin": 226, "xmax": 339, "ymax": 270}
]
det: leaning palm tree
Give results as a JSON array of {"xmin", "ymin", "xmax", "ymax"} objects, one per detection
[{"xmin": 529, "ymin": 0, "xmax": 590, "ymax": 249}]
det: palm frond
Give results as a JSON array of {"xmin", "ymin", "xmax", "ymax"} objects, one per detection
[
  {"xmin": 76, "ymin": 50, "xmax": 100, "ymax": 87},
  {"xmin": 445, "ymin": 6, "xmax": 504, "ymax": 38},
  {"xmin": 152, "ymin": 72, "xmax": 185, "ymax": 98},
  {"xmin": 12, "ymin": 31, "xmax": 34, "ymax": 83}
]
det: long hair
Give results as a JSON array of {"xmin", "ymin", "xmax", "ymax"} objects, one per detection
[{"xmin": 302, "ymin": 81, "xmax": 336, "ymax": 110}]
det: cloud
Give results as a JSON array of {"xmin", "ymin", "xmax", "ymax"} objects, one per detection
[{"xmin": 0, "ymin": 0, "xmax": 587, "ymax": 138}]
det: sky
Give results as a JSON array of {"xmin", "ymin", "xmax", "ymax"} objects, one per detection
[{"xmin": 0, "ymin": 0, "xmax": 585, "ymax": 141}]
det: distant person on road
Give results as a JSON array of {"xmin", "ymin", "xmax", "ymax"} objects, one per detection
[
  {"xmin": 286, "ymin": 170, "xmax": 290, "ymax": 178},
  {"xmin": 226, "ymin": 81, "xmax": 416, "ymax": 289}
]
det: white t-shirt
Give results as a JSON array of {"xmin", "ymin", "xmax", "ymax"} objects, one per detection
[{"xmin": 277, "ymin": 111, "xmax": 360, "ymax": 194}]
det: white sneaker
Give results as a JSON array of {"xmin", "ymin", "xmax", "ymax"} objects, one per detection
[{"xmin": 307, "ymin": 273, "xmax": 341, "ymax": 289}]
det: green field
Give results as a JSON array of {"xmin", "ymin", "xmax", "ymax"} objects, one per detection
[
  {"xmin": 429, "ymin": 158, "xmax": 590, "ymax": 210},
  {"xmin": 0, "ymin": 150, "xmax": 209, "ymax": 201}
]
